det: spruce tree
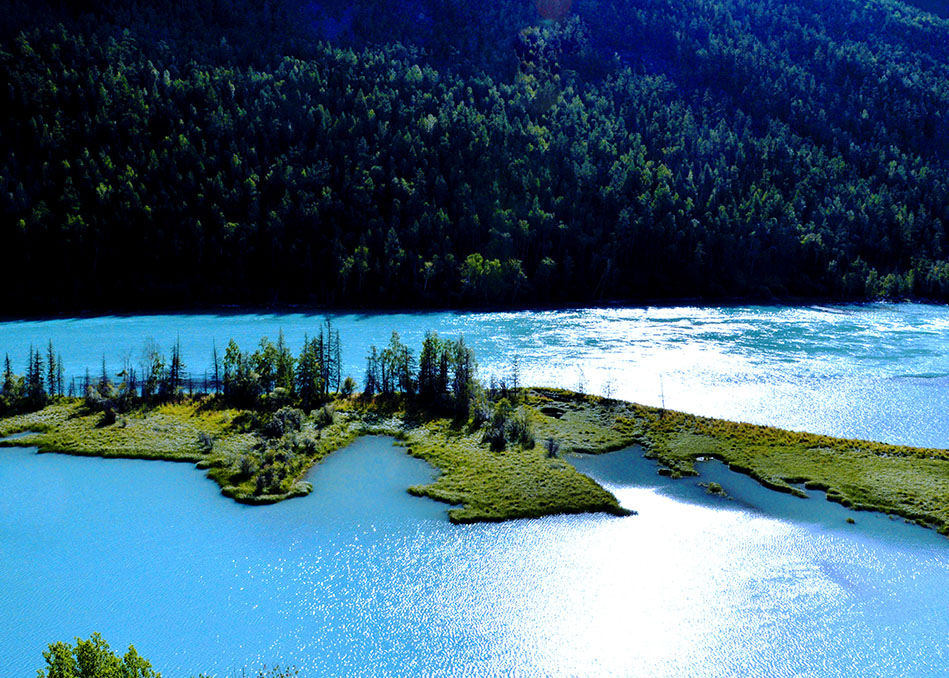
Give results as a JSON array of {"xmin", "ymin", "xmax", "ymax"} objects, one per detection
[{"xmin": 46, "ymin": 340, "xmax": 57, "ymax": 397}]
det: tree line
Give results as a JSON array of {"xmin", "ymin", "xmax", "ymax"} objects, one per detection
[
  {"xmin": 0, "ymin": 325, "xmax": 488, "ymax": 419},
  {"xmin": 36, "ymin": 630, "xmax": 294, "ymax": 678},
  {"xmin": 1, "ymin": 342, "xmax": 64, "ymax": 414},
  {"xmin": 1, "ymin": 322, "xmax": 548, "ymax": 458},
  {"xmin": 2, "ymin": 0, "xmax": 949, "ymax": 313}
]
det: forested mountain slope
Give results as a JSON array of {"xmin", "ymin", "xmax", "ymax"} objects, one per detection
[{"xmin": 2, "ymin": 0, "xmax": 948, "ymax": 312}]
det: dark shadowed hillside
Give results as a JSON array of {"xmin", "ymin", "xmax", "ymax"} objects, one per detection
[{"xmin": 2, "ymin": 0, "xmax": 949, "ymax": 312}]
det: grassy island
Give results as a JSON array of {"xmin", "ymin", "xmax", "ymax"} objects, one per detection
[
  {"xmin": 525, "ymin": 389, "xmax": 949, "ymax": 534},
  {"xmin": 3, "ymin": 386, "xmax": 949, "ymax": 532},
  {"xmin": 2, "ymin": 329, "xmax": 948, "ymax": 532},
  {"xmin": 0, "ymin": 392, "xmax": 630, "ymax": 523}
]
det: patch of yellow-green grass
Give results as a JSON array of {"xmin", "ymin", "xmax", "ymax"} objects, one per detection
[
  {"xmin": 523, "ymin": 389, "xmax": 949, "ymax": 535},
  {"xmin": 524, "ymin": 388, "xmax": 642, "ymax": 454},
  {"xmin": 210, "ymin": 414, "xmax": 360, "ymax": 505},
  {"xmin": 0, "ymin": 399, "xmax": 79, "ymax": 437},
  {"xmin": 644, "ymin": 410, "xmax": 949, "ymax": 531},
  {"xmin": 1, "ymin": 399, "xmax": 248, "ymax": 462},
  {"xmin": 385, "ymin": 416, "xmax": 630, "ymax": 523},
  {"xmin": 0, "ymin": 399, "xmax": 366, "ymax": 506},
  {"xmin": 8, "ymin": 389, "xmax": 948, "ymax": 533},
  {"xmin": 1, "ymin": 394, "xmax": 631, "ymax": 521}
]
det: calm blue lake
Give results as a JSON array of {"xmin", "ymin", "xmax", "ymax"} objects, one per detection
[{"xmin": 2, "ymin": 303, "xmax": 949, "ymax": 676}]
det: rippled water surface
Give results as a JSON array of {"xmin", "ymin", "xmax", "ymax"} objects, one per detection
[
  {"xmin": 2, "ymin": 302, "xmax": 948, "ymax": 445},
  {"xmin": 2, "ymin": 439, "xmax": 947, "ymax": 677},
  {"xmin": 2, "ymin": 303, "xmax": 949, "ymax": 676}
]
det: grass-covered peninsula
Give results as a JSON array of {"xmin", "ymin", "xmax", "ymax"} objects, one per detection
[
  {"xmin": 3, "ymin": 386, "xmax": 949, "ymax": 533},
  {"xmin": 0, "ymin": 393, "xmax": 630, "ymax": 523},
  {"xmin": 2, "ymin": 327, "xmax": 948, "ymax": 531},
  {"xmin": 527, "ymin": 389, "xmax": 949, "ymax": 534}
]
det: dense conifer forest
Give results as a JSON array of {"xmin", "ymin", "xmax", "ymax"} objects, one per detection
[{"xmin": 2, "ymin": 0, "xmax": 949, "ymax": 312}]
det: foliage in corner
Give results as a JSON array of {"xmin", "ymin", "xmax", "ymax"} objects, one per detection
[{"xmin": 37, "ymin": 632, "xmax": 159, "ymax": 678}]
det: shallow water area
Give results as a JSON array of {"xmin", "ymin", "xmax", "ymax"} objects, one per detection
[
  {"xmin": 3, "ymin": 438, "xmax": 948, "ymax": 676},
  {"xmin": 568, "ymin": 448, "xmax": 949, "ymax": 677}
]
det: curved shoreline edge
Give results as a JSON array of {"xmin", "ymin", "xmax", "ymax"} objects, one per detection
[{"xmin": 1, "ymin": 388, "xmax": 947, "ymax": 533}]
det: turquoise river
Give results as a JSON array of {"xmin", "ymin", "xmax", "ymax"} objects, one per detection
[{"xmin": 2, "ymin": 303, "xmax": 948, "ymax": 676}]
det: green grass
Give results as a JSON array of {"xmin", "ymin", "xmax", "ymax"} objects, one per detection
[
  {"xmin": 401, "ymin": 419, "xmax": 628, "ymax": 523},
  {"xmin": 525, "ymin": 388, "xmax": 949, "ymax": 534},
  {"xmin": 4, "ymin": 390, "xmax": 949, "ymax": 532},
  {"xmin": 332, "ymin": 396, "xmax": 631, "ymax": 522},
  {"xmin": 0, "ymin": 398, "xmax": 340, "ymax": 505},
  {"xmin": 209, "ymin": 413, "xmax": 359, "ymax": 505},
  {"xmin": 0, "ymin": 399, "xmax": 245, "ymax": 461}
]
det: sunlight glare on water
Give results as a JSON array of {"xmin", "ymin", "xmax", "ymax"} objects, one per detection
[{"xmin": 2, "ymin": 437, "xmax": 949, "ymax": 676}]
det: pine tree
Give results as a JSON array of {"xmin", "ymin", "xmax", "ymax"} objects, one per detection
[
  {"xmin": 3, "ymin": 354, "xmax": 15, "ymax": 395},
  {"xmin": 275, "ymin": 329, "xmax": 295, "ymax": 394},
  {"xmin": 211, "ymin": 341, "xmax": 221, "ymax": 395},
  {"xmin": 25, "ymin": 345, "xmax": 46, "ymax": 408},
  {"xmin": 315, "ymin": 328, "xmax": 327, "ymax": 398},
  {"xmin": 56, "ymin": 353, "xmax": 64, "ymax": 398},
  {"xmin": 46, "ymin": 340, "xmax": 57, "ymax": 397},
  {"xmin": 295, "ymin": 335, "xmax": 322, "ymax": 409},
  {"xmin": 419, "ymin": 331, "xmax": 440, "ymax": 399},
  {"xmin": 98, "ymin": 356, "xmax": 111, "ymax": 397},
  {"xmin": 167, "ymin": 338, "xmax": 184, "ymax": 399},
  {"xmin": 364, "ymin": 345, "xmax": 379, "ymax": 398},
  {"xmin": 452, "ymin": 336, "xmax": 477, "ymax": 417},
  {"xmin": 331, "ymin": 326, "xmax": 342, "ymax": 395}
]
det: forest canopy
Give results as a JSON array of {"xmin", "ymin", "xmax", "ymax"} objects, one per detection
[{"xmin": 2, "ymin": 0, "xmax": 949, "ymax": 312}]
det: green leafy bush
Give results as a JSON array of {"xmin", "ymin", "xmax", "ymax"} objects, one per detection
[{"xmin": 38, "ymin": 633, "xmax": 159, "ymax": 678}]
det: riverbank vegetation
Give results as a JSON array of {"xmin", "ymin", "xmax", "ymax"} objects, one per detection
[
  {"xmin": 2, "ymin": 331, "xmax": 948, "ymax": 531},
  {"xmin": 37, "ymin": 632, "xmax": 296, "ymax": 678},
  {"xmin": 38, "ymin": 633, "xmax": 159, "ymax": 678},
  {"xmin": 3, "ymin": 0, "xmax": 949, "ymax": 313},
  {"xmin": 526, "ymin": 389, "xmax": 949, "ymax": 534},
  {"xmin": 0, "ymin": 329, "xmax": 628, "ymax": 520}
]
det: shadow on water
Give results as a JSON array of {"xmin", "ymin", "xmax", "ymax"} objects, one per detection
[{"xmin": 569, "ymin": 446, "xmax": 945, "ymax": 546}]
